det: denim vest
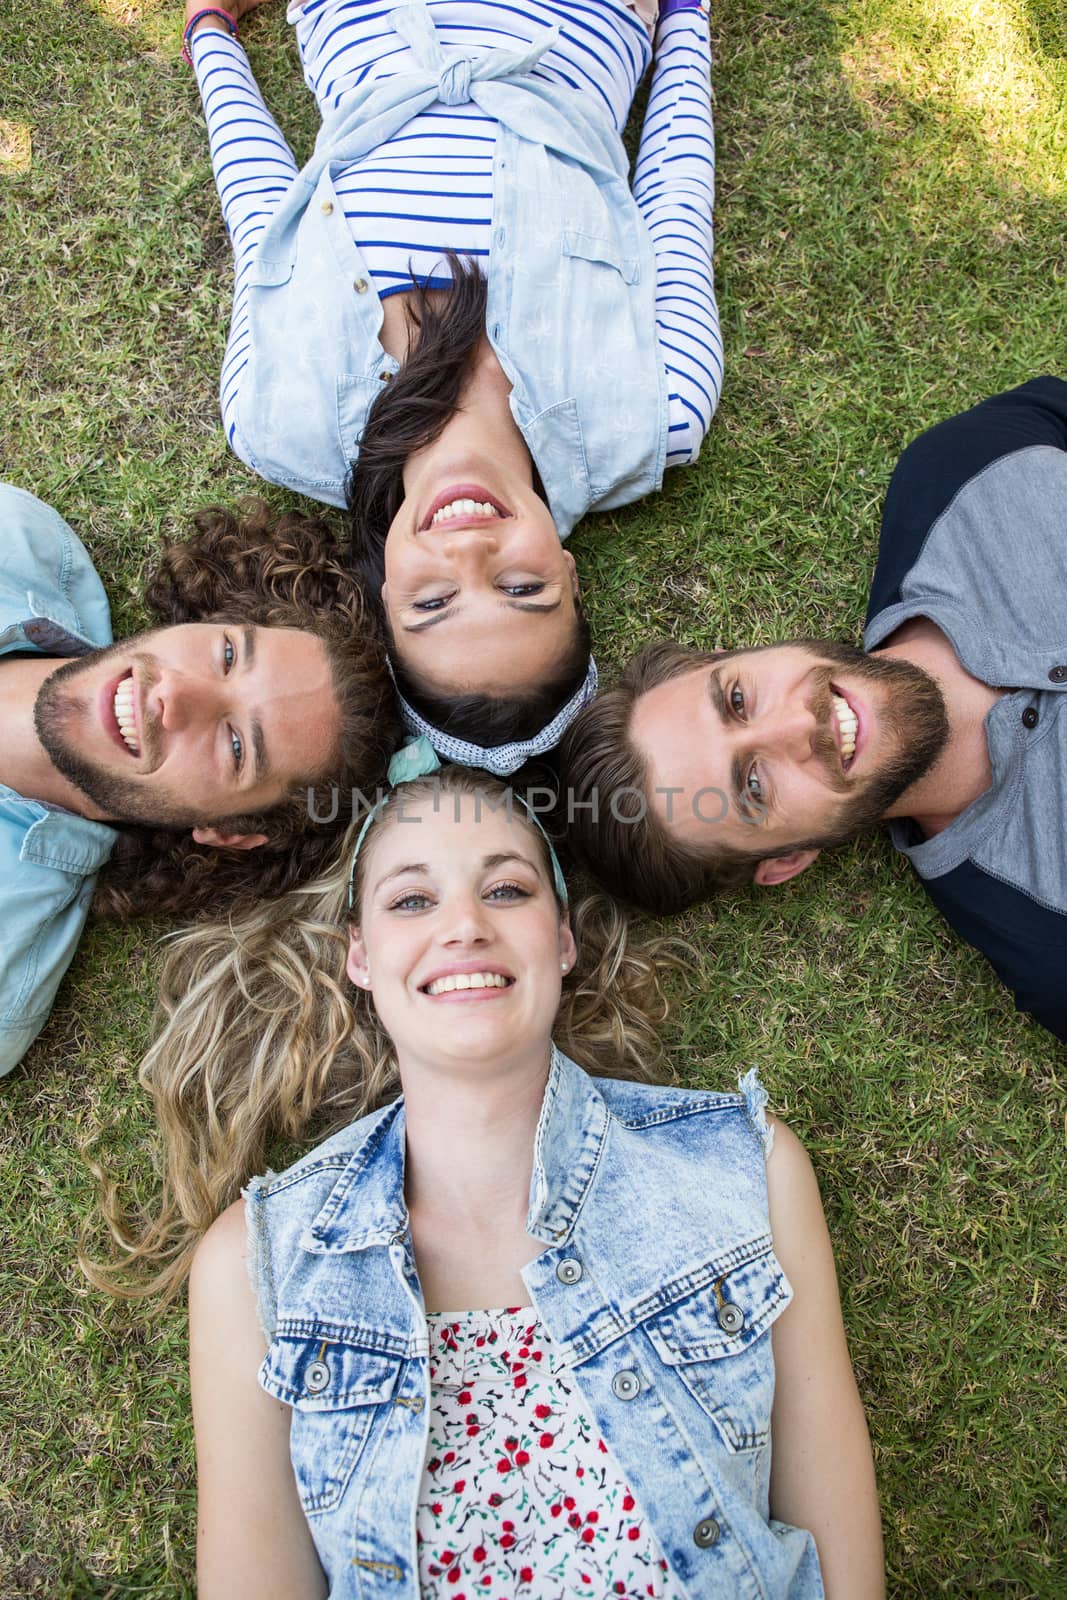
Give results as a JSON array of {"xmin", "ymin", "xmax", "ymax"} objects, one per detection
[
  {"xmin": 247, "ymin": 1052, "xmax": 824, "ymax": 1598},
  {"xmin": 231, "ymin": 2, "xmax": 666, "ymax": 533}
]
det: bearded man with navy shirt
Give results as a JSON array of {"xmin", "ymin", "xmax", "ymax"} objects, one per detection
[{"xmin": 562, "ymin": 378, "xmax": 1067, "ymax": 1041}]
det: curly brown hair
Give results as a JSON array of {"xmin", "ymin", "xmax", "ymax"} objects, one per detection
[{"xmin": 95, "ymin": 502, "xmax": 401, "ymax": 920}]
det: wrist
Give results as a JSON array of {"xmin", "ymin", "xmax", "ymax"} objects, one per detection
[{"xmin": 182, "ymin": 6, "xmax": 239, "ymax": 64}]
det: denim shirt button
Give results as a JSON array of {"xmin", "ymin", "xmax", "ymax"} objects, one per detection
[
  {"xmin": 611, "ymin": 1369, "xmax": 640, "ymax": 1401},
  {"xmin": 305, "ymin": 1359, "xmax": 331, "ymax": 1393},
  {"xmin": 693, "ymin": 1516, "xmax": 720, "ymax": 1549},
  {"xmin": 556, "ymin": 1257, "xmax": 583, "ymax": 1285},
  {"xmin": 717, "ymin": 1302, "xmax": 745, "ymax": 1335},
  {"xmin": 1021, "ymin": 706, "xmax": 1039, "ymax": 729},
  {"xmin": 1049, "ymin": 665, "xmax": 1067, "ymax": 683}
]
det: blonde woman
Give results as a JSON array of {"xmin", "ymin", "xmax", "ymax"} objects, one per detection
[{"xmin": 93, "ymin": 757, "xmax": 882, "ymax": 1598}]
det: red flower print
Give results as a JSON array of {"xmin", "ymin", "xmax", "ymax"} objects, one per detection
[
  {"xmin": 550, "ymin": 1504, "xmax": 562, "ymax": 1518},
  {"xmin": 627, "ymin": 1526, "xmax": 641, "ymax": 1541},
  {"xmin": 473, "ymin": 1546, "xmax": 487, "ymax": 1563},
  {"xmin": 503, "ymin": 1521, "xmax": 515, "ymax": 1532},
  {"xmin": 519, "ymin": 1346, "xmax": 530, "ymax": 1359},
  {"xmin": 466, "ymin": 1424, "xmax": 480, "ymax": 1437},
  {"xmin": 586, "ymin": 1512, "xmax": 598, "ymax": 1524},
  {"xmin": 505, "ymin": 1437, "xmax": 518, "ymax": 1453},
  {"xmin": 568, "ymin": 1513, "xmax": 582, "ymax": 1530},
  {"xmin": 520, "ymin": 1568, "xmax": 533, "ymax": 1585},
  {"xmin": 515, "ymin": 1450, "xmax": 530, "ymax": 1467},
  {"xmin": 514, "ymin": 1375, "xmax": 528, "ymax": 1389},
  {"xmin": 454, "ymin": 1479, "xmax": 466, "ymax": 1493},
  {"xmin": 430, "ymin": 1502, "xmax": 443, "ymax": 1515},
  {"xmin": 581, "ymin": 1528, "xmax": 595, "ymax": 1544},
  {"xmin": 535, "ymin": 1404, "xmax": 552, "ymax": 1420},
  {"xmin": 531, "ymin": 1351, "xmax": 543, "ymax": 1361},
  {"xmin": 615, "ymin": 1586, "xmax": 626, "ymax": 1596},
  {"xmin": 443, "ymin": 1451, "xmax": 456, "ymax": 1465},
  {"xmin": 575, "ymin": 1466, "xmax": 584, "ymax": 1477},
  {"xmin": 500, "ymin": 1533, "xmax": 516, "ymax": 1550},
  {"xmin": 475, "ymin": 1336, "xmax": 485, "ymax": 1348},
  {"xmin": 622, "ymin": 1493, "xmax": 635, "ymax": 1512},
  {"xmin": 446, "ymin": 1566, "xmax": 460, "ymax": 1583},
  {"xmin": 488, "ymin": 1493, "xmax": 503, "ymax": 1507},
  {"xmin": 496, "ymin": 1458, "xmax": 511, "ymax": 1473},
  {"xmin": 598, "ymin": 1440, "xmax": 608, "ymax": 1454},
  {"xmin": 539, "ymin": 1433, "xmax": 554, "ymax": 1449},
  {"xmin": 465, "ymin": 1413, "xmax": 477, "ymax": 1424},
  {"xmin": 459, "ymin": 1390, "xmax": 472, "ymax": 1405},
  {"xmin": 564, "ymin": 1496, "xmax": 576, "ymax": 1510},
  {"xmin": 441, "ymin": 1551, "xmax": 454, "ymax": 1563},
  {"xmin": 481, "ymin": 1579, "xmax": 491, "ymax": 1589},
  {"xmin": 428, "ymin": 1458, "xmax": 441, "ymax": 1474}
]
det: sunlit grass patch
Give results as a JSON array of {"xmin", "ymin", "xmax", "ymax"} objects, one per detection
[
  {"xmin": 0, "ymin": 119, "xmax": 32, "ymax": 173},
  {"xmin": 842, "ymin": 0, "xmax": 1067, "ymax": 196}
]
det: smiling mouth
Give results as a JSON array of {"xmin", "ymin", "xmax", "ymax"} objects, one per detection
[
  {"xmin": 112, "ymin": 672, "xmax": 141, "ymax": 757},
  {"xmin": 421, "ymin": 972, "xmax": 515, "ymax": 997},
  {"xmin": 830, "ymin": 688, "xmax": 858, "ymax": 770},
  {"xmin": 419, "ymin": 484, "xmax": 512, "ymax": 532}
]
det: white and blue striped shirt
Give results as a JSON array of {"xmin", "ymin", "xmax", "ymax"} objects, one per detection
[{"xmin": 193, "ymin": 0, "xmax": 720, "ymax": 470}]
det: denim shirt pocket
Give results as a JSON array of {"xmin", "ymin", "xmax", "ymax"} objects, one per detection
[
  {"xmin": 561, "ymin": 229, "xmax": 640, "ymax": 285},
  {"xmin": 642, "ymin": 1242, "xmax": 791, "ymax": 1453},
  {"xmin": 336, "ymin": 374, "xmax": 382, "ymax": 474},
  {"xmin": 260, "ymin": 1323, "xmax": 404, "ymax": 1515}
]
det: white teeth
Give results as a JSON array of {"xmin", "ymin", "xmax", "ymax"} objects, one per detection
[
  {"xmin": 424, "ymin": 972, "xmax": 511, "ymax": 996},
  {"xmin": 831, "ymin": 693, "xmax": 857, "ymax": 762},
  {"xmin": 113, "ymin": 679, "xmax": 140, "ymax": 755},
  {"xmin": 429, "ymin": 498, "xmax": 499, "ymax": 526}
]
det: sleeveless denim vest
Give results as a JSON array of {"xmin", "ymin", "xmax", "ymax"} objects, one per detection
[
  {"xmin": 231, "ymin": 1, "xmax": 666, "ymax": 533},
  {"xmin": 246, "ymin": 1052, "xmax": 824, "ymax": 1599}
]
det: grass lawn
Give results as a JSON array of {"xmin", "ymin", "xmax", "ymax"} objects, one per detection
[{"xmin": 1, "ymin": 0, "xmax": 1064, "ymax": 1594}]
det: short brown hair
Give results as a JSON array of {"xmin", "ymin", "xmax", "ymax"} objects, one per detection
[{"xmin": 559, "ymin": 641, "xmax": 775, "ymax": 914}]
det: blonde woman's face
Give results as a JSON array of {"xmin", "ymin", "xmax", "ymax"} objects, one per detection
[{"xmin": 346, "ymin": 792, "xmax": 575, "ymax": 1072}]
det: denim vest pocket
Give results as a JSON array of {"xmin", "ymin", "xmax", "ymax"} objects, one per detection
[
  {"xmin": 561, "ymin": 229, "xmax": 640, "ymax": 284},
  {"xmin": 642, "ymin": 1243, "xmax": 790, "ymax": 1453},
  {"xmin": 260, "ymin": 1325, "xmax": 404, "ymax": 1515}
]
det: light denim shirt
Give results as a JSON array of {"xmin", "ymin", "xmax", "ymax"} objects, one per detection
[
  {"xmin": 247, "ymin": 1050, "xmax": 824, "ymax": 1599},
  {"xmin": 231, "ymin": 2, "xmax": 666, "ymax": 533},
  {"xmin": 0, "ymin": 485, "xmax": 118, "ymax": 1076}
]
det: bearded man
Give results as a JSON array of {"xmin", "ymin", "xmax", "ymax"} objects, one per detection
[
  {"xmin": 1, "ymin": 485, "xmax": 398, "ymax": 1075},
  {"xmin": 561, "ymin": 377, "xmax": 1067, "ymax": 1041}
]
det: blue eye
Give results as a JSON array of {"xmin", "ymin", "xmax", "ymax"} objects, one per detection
[
  {"xmin": 746, "ymin": 766, "xmax": 763, "ymax": 803},
  {"xmin": 223, "ymin": 636, "xmax": 236, "ymax": 671},
  {"xmin": 389, "ymin": 891, "xmax": 433, "ymax": 912},
  {"xmin": 486, "ymin": 881, "xmax": 530, "ymax": 901},
  {"xmin": 729, "ymin": 684, "xmax": 745, "ymax": 716},
  {"xmin": 230, "ymin": 728, "xmax": 243, "ymax": 770}
]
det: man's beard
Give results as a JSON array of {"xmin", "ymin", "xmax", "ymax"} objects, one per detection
[
  {"xmin": 34, "ymin": 642, "xmax": 193, "ymax": 828},
  {"xmin": 784, "ymin": 638, "xmax": 950, "ymax": 849}
]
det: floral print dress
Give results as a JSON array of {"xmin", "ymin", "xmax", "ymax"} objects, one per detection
[{"xmin": 417, "ymin": 1308, "xmax": 687, "ymax": 1600}]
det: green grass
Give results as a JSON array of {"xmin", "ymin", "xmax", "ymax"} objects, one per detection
[{"xmin": 1, "ymin": 0, "xmax": 1065, "ymax": 1594}]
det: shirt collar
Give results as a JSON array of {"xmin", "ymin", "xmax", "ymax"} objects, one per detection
[
  {"xmin": 15, "ymin": 804, "xmax": 119, "ymax": 874},
  {"xmin": 302, "ymin": 1048, "xmax": 608, "ymax": 1255}
]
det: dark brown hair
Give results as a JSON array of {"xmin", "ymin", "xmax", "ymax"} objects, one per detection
[
  {"xmin": 559, "ymin": 642, "xmax": 776, "ymax": 914},
  {"xmin": 96, "ymin": 503, "xmax": 401, "ymax": 921},
  {"xmin": 345, "ymin": 255, "xmax": 593, "ymax": 746}
]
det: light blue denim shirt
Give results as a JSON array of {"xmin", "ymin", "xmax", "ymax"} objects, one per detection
[
  {"xmin": 231, "ymin": 2, "xmax": 666, "ymax": 533},
  {"xmin": 0, "ymin": 485, "xmax": 118, "ymax": 1076},
  {"xmin": 247, "ymin": 1050, "xmax": 824, "ymax": 1598}
]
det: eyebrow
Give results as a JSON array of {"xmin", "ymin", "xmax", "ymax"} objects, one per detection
[
  {"xmin": 402, "ymin": 598, "xmax": 563, "ymax": 634},
  {"xmin": 240, "ymin": 625, "xmax": 268, "ymax": 784},
  {"xmin": 371, "ymin": 851, "xmax": 539, "ymax": 893}
]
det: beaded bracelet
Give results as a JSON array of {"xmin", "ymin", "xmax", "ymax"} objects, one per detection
[{"xmin": 181, "ymin": 7, "xmax": 239, "ymax": 66}]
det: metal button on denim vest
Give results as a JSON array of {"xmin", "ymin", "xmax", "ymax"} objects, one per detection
[
  {"xmin": 231, "ymin": 1, "xmax": 666, "ymax": 533},
  {"xmin": 247, "ymin": 1053, "xmax": 824, "ymax": 1598}
]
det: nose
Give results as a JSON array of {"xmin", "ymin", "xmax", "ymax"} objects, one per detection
[
  {"xmin": 149, "ymin": 665, "xmax": 216, "ymax": 733},
  {"xmin": 439, "ymin": 890, "xmax": 493, "ymax": 948},
  {"xmin": 440, "ymin": 525, "xmax": 500, "ymax": 566},
  {"xmin": 766, "ymin": 696, "xmax": 818, "ymax": 762}
]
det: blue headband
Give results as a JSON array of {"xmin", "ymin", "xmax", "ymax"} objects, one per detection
[{"xmin": 347, "ymin": 736, "xmax": 569, "ymax": 910}]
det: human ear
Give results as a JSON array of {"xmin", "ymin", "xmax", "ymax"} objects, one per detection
[
  {"xmin": 563, "ymin": 550, "xmax": 580, "ymax": 599},
  {"xmin": 346, "ymin": 926, "xmax": 373, "ymax": 990},
  {"xmin": 191, "ymin": 826, "xmax": 269, "ymax": 851},
  {"xmin": 558, "ymin": 918, "xmax": 578, "ymax": 975},
  {"xmin": 380, "ymin": 581, "xmax": 389, "ymax": 611},
  {"xmin": 753, "ymin": 848, "xmax": 821, "ymax": 887}
]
